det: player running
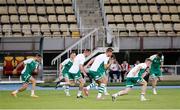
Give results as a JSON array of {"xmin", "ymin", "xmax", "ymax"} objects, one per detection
[
  {"xmin": 149, "ymin": 52, "xmax": 164, "ymax": 95},
  {"xmin": 83, "ymin": 48, "xmax": 113, "ymax": 99},
  {"xmin": 11, "ymin": 54, "xmax": 42, "ymax": 98},
  {"xmin": 112, "ymin": 58, "xmax": 152, "ymax": 101},
  {"xmin": 68, "ymin": 49, "xmax": 91, "ymax": 98},
  {"xmin": 55, "ymin": 52, "xmax": 76, "ymax": 96}
]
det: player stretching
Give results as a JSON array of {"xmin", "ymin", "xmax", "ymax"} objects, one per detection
[
  {"xmin": 83, "ymin": 48, "xmax": 113, "ymax": 99},
  {"xmin": 11, "ymin": 54, "xmax": 42, "ymax": 98},
  {"xmin": 149, "ymin": 52, "xmax": 164, "ymax": 95},
  {"xmin": 68, "ymin": 49, "xmax": 91, "ymax": 98},
  {"xmin": 55, "ymin": 52, "xmax": 76, "ymax": 96},
  {"xmin": 112, "ymin": 58, "xmax": 152, "ymax": 101}
]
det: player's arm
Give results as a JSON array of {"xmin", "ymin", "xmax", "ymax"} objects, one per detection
[
  {"xmin": 59, "ymin": 64, "xmax": 63, "ymax": 75},
  {"xmin": 104, "ymin": 59, "xmax": 113, "ymax": 69},
  {"xmin": 142, "ymin": 68, "xmax": 149, "ymax": 78},
  {"xmin": 13, "ymin": 62, "xmax": 24, "ymax": 74},
  {"xmin": 132, "ymin": 66, "xmax": 142, "ymax": 77},
  {"xmin": 160, "ymin": 55, "xmax": 164, "ymax": 68},
  {"xmin": 80, "ymin": 64, "xmax": 87, "ymax": 77},
  {"xmin": 84, "ymin": 58, "xmax": 95, "ymax": 69}
]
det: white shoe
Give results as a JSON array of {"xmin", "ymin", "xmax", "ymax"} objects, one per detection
[
  {"xmin": 141, "ymin": 97, "xmax": 147, "ymax": 101},
  {"xmin": 66, "ymin": 93, "xmax": 71, "ymax": 96},
  {"xmin": 153, "ymin": 89, "xmax": 157, "ymax": 95},
  {"xmin": 104, "ymin": 92, "xmax": 110, "ymax": 96}
]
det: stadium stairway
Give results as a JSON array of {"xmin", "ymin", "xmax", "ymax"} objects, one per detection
[{"xmin": 51, "ymin": 27, "xmax": 119, "ymax": 76}]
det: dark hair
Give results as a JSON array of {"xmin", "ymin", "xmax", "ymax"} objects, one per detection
[
  {"xmin": 106, "ymin": 47, "xmax": 113, "ymax": 52},
  {"xmin": 70, "ymin": 51, "xmax": 76, "ymax": 55},
  {"xmin": 157, "ymin": 52, "xmax": 163, "ymax": 57},
  {"xmin": 36, "ymin": 53, "xmax": 42, "ymax": 57},
  {"xmin": 84, "ymin": 49, "xmax": 91, "ymax": 52}
]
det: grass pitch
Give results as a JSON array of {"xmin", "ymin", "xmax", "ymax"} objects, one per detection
[{"xmin": 0, "ymin": 89, "xmax": 180, "ymax": 109}]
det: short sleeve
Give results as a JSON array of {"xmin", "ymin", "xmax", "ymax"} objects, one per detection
[
  {"xmin": 104, "ymin": 55, "xmax": 109, "ymax": 65},
  {"xmin": 23, "ymin": 58, "xmax": 33, "ymax": 64},
  {"xmin": 79, "ymin": 55, "xmax": 85, "ymax": 65},
  {"xmin": 61, "ymin": 59, "xmax": 70, "ymax": 66},
  {"xmin": 149, "ymin": 55, "xmax": 156, "ymax": 61}
]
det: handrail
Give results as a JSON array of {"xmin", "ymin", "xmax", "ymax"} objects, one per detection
[{"xmin": 51, "ymin": 28, "xmax": 99, "ymax": 65}]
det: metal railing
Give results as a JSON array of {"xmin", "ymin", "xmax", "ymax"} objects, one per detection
[{"xmin": 162, "ymin": 65, "xmax": 180, "ymax": 75}]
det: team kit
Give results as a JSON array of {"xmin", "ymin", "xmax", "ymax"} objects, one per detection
[{"xmin": 11, "ymin": 48, "xmax": 164, "ymax": 101}]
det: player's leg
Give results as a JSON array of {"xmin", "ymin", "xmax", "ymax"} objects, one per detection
[
  {"xmin": 29, "ymin": 76, "xmax": 38, "ymax": 98},
  {"xmin": 11, "ymin": 83, "xmax": 29, "ymax": 97},
  {"xmin": 111, "ymin": 87, "xmax": 132, "ymax": 101},
  {"xmin": 77, "ymin": 77, "xmax": 85, "ymax": 98},
  {"xmin": 104, "ymin": 75, "xmax": 109, "ymax": 96},
  {"xmin": 139, "ymin": 79, "xmax": 148, "ymax": 101},
  {"xmin": 63, "ymin": 77, "xmax": 71, "ymax": 96},
  {"xmin": 97, "ymin": 76, "xmax": 107, "ymax": 99},
  {"xmin": 151, "ymin": 76, "xmax": 158, "ymax": 94}
]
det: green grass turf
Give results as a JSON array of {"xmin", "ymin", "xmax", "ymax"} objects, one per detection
[{"xmin": 0, "ymin": 89, "xmax": 180, "ymax": 109}]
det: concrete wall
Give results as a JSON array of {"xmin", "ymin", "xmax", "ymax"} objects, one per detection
[{"xmin": 0, "ymin": 37, "xmax": 180, "ymax": 51}]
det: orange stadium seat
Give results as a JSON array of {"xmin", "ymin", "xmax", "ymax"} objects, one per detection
[
  {"xmin": 14, "ymin": 56, "xmax": 25, "ymax": 75},
  {"xmin": 3, "ymin": 56, "xmax": 14, "ymax": 75}
]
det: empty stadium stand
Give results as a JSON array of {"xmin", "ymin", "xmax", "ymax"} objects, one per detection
[
  {"xmin": 0, "ymin": 0, "xmax": 80, "ymax": 37},
  {"xmin": 104, "ymin": 0, "xmax": 180, "ymax": 36}
]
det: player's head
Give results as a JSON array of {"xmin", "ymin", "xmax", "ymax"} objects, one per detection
[
  {"xmin": 145, "ymin": 58, "xmax": 152, "ymax": 67},
  {"xmin": 35, "ymin": 53, "xmax": 42, "ymax": 62},
  {"xmin": 106, "ymin": 47, "xmax": 113, "ymax": 57},
  {"xmin": 157, "ymin": 52, "xmax": 163, "ymax": 58},
  {"xmin": 70, "ymin": 52, "xmax": 76, "ymax": 59},
  {"xmin": 83, "ymin": 49, "xmax": 91, "ymax": 57}
]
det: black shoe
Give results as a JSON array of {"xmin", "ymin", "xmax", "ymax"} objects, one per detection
[
  {"xmin": 55, "ymin": 81, "xmax": 61, "ymax": 89},
  {"xmin": 112, "ymin": 95, "xmax": 116, "ymax": 102},
  {"xmin": 77, "ymin": 95, "xmax": 83, "ymax": 98}
]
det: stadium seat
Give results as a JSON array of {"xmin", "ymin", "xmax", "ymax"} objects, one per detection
[
  {"xmin": 124, "ymin": 15, "xmax": 133, "ymax": 22},
  {"xmin": 136, "ymin": 23, "xmax": 145, "ymax": 31},
  {"xmin": 47, "ymin": 6, "xmax": 56, "ymax": 14},
  {"xmin": 56, "ymin": 6, "xmax": 65, "ymax": 14},
  {"xmin": 54, "ymin": 0, "xmax": 63, "ymax": 4},
  {"xmin": 171, "ymin": 15, "xmax": 180, "ymax": 22},
  {"xmin": 162, "ymin": 15, "xmax": 171, "ymax": 22},
  {"xmin": 44, "ymin": 0, "xmax": 54, "ymax": 4},
  {"xmin": 41, "ymin": 24, "xmax": 50, "ymax": 32},
  {"xmin": 29, "ymin": 15, "xmax": 39, "ymax": 23},
  {"xmin": 110, "ymin": 0, "xmax": 119, "ymax": 4},
  {"xmin": 129, "ymin": 0, "xmax": 138, "ymax": 4},
  {"xmin": 149, "ymin": 6, "xmax": 158, "ymax": 13},
  {"xmin": 0, "ymin": 6, "xmax": 8, "ymax": 14},
  {"xmin": 28, "ymin": 6, "xmax": 37, "ymax": 14},
  {"xmin": 8, "ymin": 6, "xmax": 17, "ymax": 14},
  {"xmin": 60, "ymin": 24, "xmax": 69, "ymax": 32},
  {"xmin": 122, "ymin": 6, "xmax": 131, "ymax": 13},
  {"xmin": 120, "ymin": 32, "xmax": 128, "ymax": 36},
  {"xmin": 35, "ymin": 0, "xmax": 44, "ymax": 4},
  {"xmin": 112, "ymin": 6, "xmax": 120, "ymax": 13},
  {"xmin": 140, "ymin": 6, "xmax": 149, "ymax": 13},
  {"xmin": 63, "ymin": 0, "xmax": 72, "ymax": 4},
  {"xmin": 138, "ymin": 32, "xmax": 147, "ymax": 36},
  {"xmin": 72, "ymin": 32, "xmax": 80, "ymax": 38},
  {"xmin": 39, "ymin": 16, "xmax": 48, "ymax": 23},
  {"xmin": 137, "ymin": 0, "xmax": 147, "ymax": 4},
  {"xmin": 12, "ymin": 24, "xmax": 21, "ymax": 32},
  {"xmin": 169, "ymin": 6, "xmax": 178, "ymax": 13},
  {"xmin": 160, "ymin": 6, "xmax": 169, "ymax": 13},
  {"xmin": 164, "ymin": 23, "xmax": 173, "ymax": 31},
  {"xmin": 22, "ymin": 25, "xmax": 32, "ymax": 36},
  {"xmin": 148, "ymin": 31, "xmax": 157, "ymax": 36},
  {"xmin": 18, "ymin": 6, "xmax": 27, "ymax": 14},
  {"xmin": 155, "ymin": 23, "xmax": 164, "ymax": 31},
  {"xmin": 167, "ymin": 32, "xmax": 176, "ymax": 36},
  {"xmin": 105, "ymin": 6, "xmax": 112, "ymax": 13},
  {"xmin": 166, "ymin": 0, "xmax": 175, "ymax": 4},
  {"xmin": 174, "ymin": 23, "xmax": 180, "ymax": 31},
  {"xmin": 131, "ymin": 6, "xmax": 140, "ymax": 13},
  {"xmin": 20, "ymin": 15, "xmax": 29, "ymax": 23},
  {"xmin": 50, "ymin": 24, "xmax": 60, "ymax": 32},
  {"xmin": 58, "ymin": 15, "xmax": 67, "ymax": 22},
  {"xmin": 67, "ymin": 15, "xmax": 76, "ymax": 22},
  {"xmin": 126, "ymin": 24, "xmax": 136, "ymax": 31},
  {"xmin": 147, "ymin": 0, "xmax": 156, "ymax": 4},
  {"xmin": 16, "ymin": 0, "xmax": 26, "ymax": 4},
  {"xmin": 145, "ymin": 23, "xmax": 155, "ymax": 31},
  {"xmin": 117, "ymin": 24, "xmax": 126, "ymax": 31},
  {"xmin": 10, "ymin": 15, "xmax": 19, "ymax": 23},
  {"xmin": 3, "ymin": 24, "xmax": 11, "ymax": 33},
  {"xmin": 14, "ymin": 56, "xmax": 25, "ymax": 75},
  {"xmin": 31, "ymin": 24, "xmax": 41, "ymax": 33},
  {"xmin": 175, "ymin": 0, "xmax": 180, "ymax": 4},
  {"xmin": 3, "ymin": 56, "xmax": 14, "ymax": 75},
  {"xmin": 0, "ymin": 0, "xmax": 7, "ymax": 4},
  {"xmin": 115, "ymin": 15, "xmax": 124, "ymax": 22},
  {"xmin": 143, "ymin": 15, "xmax": 152, "ymax": 22},
  {"xmin": 37, "ymin": 7, "xmax": 46, "ymax": 14},
  {"xmin": 65, "ymin": 6, "xmax": 74, "ymax": 14},
  {"xmin": 48, "ymin": 15, "xmax": 58, "ymax": 23},
  {"xmin": 107, "ymin": 15, "xmax": 115, "ymax": 22},
  {"xmin": 70, "ymin": 24, "xmax": 78, "ymax": 31},
  {"xmin": 152, "ymin": 15, "xmax": 161, "ymax": 22},
  {"xmin": 1, "ymin": 15, "xmax": 10, "ymax": 23},
  {"xmin": 26, "ymin": 0, "xmax": 35, "ymax": 4},
  {"xmin": 133, "ymin": 15, "xmax": 142, "ymax": 22},
  {"xmin": 158, "ymin": 32, "xmax": 166, "ymax": 36},
  {"xmin": 129, "ymin": 32, "xmax": 138, "ymax": 36},
  {"xmin": 119, "ymin": 0, "xmax": 128, "ymax": 4},
  {"xmin": 157, "ymin": 0, "xmax": 166, "ymax": 4}
]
